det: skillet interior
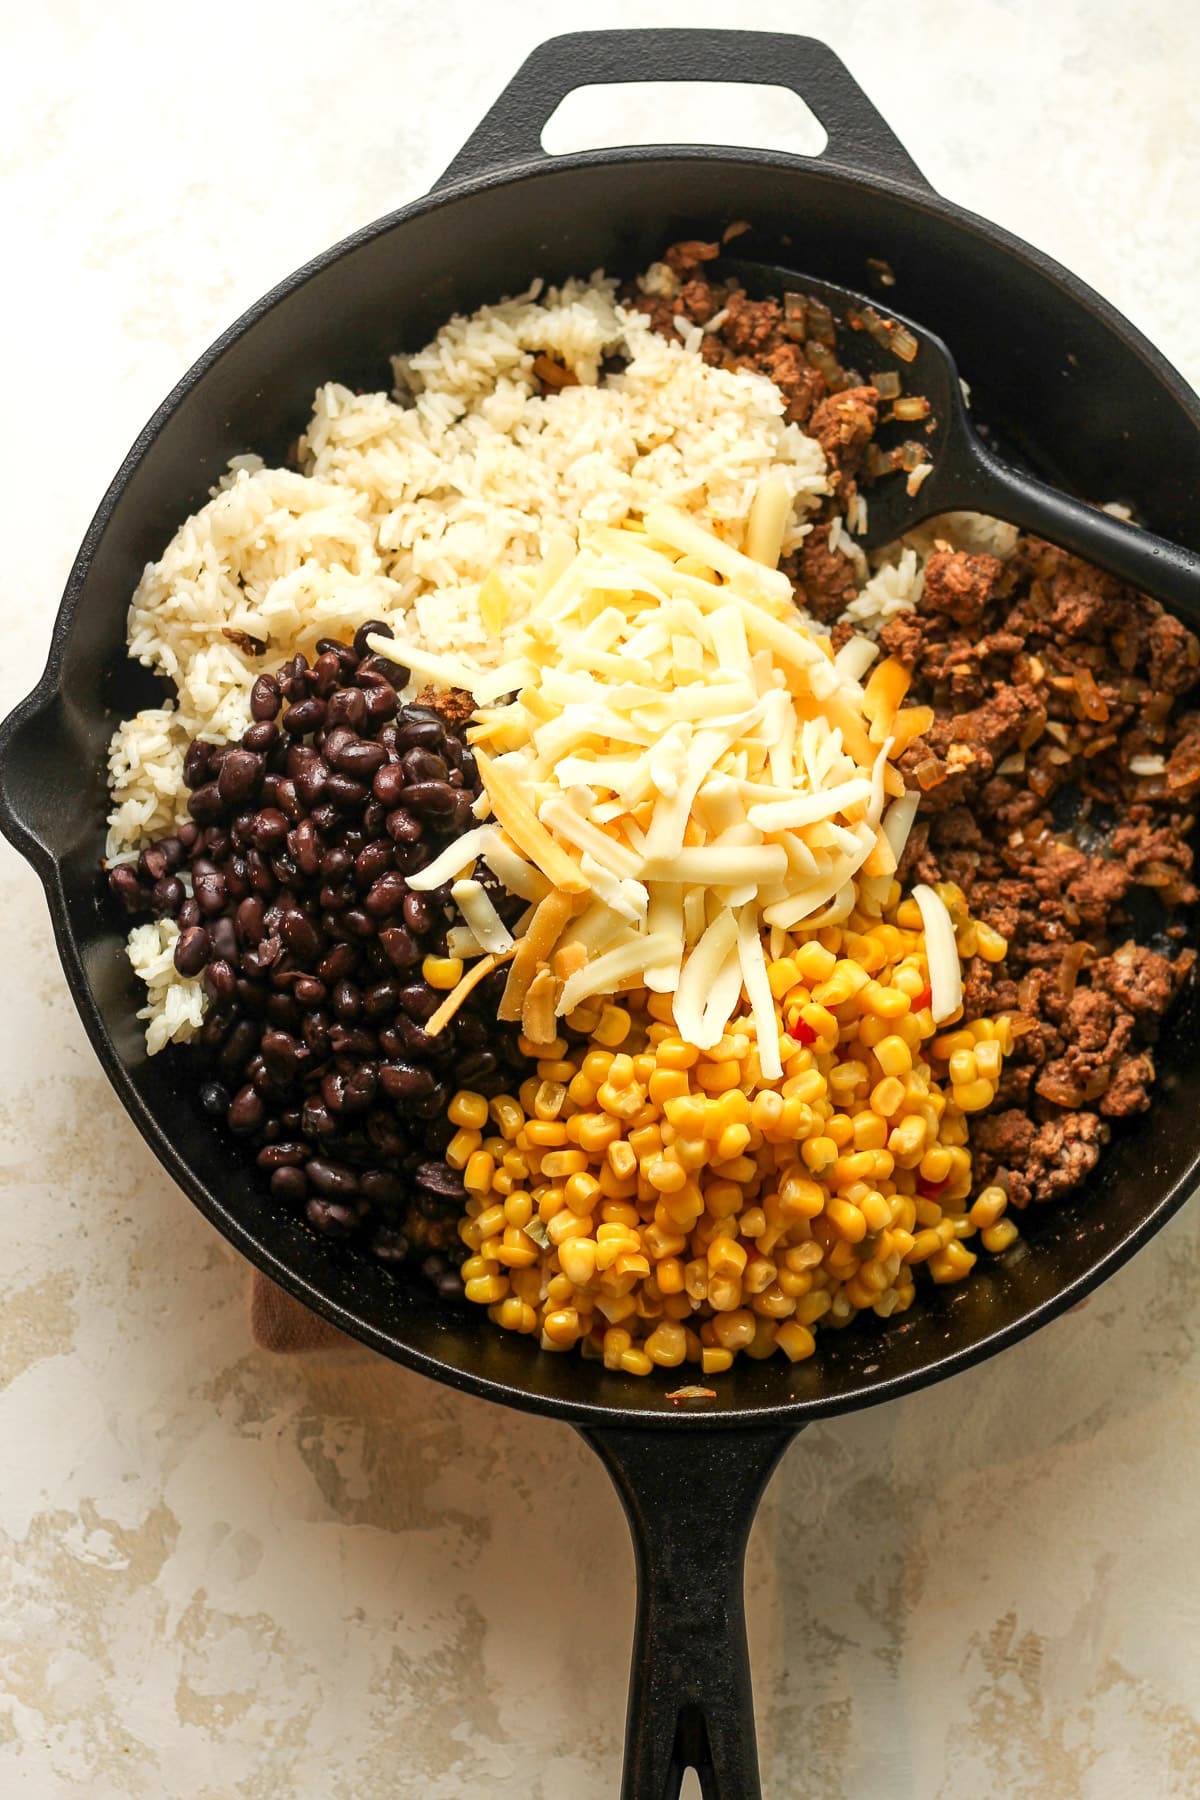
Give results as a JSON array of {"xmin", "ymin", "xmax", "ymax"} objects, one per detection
[{"xmin": 19, "ymin": 149, "xmax": 1200, "ymax": 1423}]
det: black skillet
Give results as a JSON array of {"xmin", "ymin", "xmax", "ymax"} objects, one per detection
[{"xmin": 1, "ymin": 31, "xmax": 1198, "ymax": 1799}]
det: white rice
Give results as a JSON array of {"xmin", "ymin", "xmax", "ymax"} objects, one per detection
[{"xmin": 114, "ymin": 272, "xmax": 1017, "ymax": 1050}]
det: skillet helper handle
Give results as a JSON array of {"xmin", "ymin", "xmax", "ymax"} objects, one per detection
[
  {"xmin": 434, "ymin": 29, "xmax": 929, "ymax": 192},
  {"xmin": 950, "ymin": 440, "xmax": 1200, "ymax": 626},
  {"xmin": 579, "ymin": 1422, "xmax": 796, "ymax": 1800},
  {"xmin": 0, "ymin": 680, "xmax": 67, "ymax": 882}
]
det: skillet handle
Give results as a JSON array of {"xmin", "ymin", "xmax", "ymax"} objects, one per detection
[
  {"xmin": 434, "ymin": 30, "xmax": 929, "ymax": 193},
  {"xmin": 579, "ymin": 1421, "xmax": 798, "ymax": 1800},
  {"xmin": 0, "ymin": 679, "xmax": 66, "ymax": 882}
]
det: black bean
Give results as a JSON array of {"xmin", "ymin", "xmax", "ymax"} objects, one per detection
[
  {"xmin": 342, "ymin": 909, "xmax": 376, "ymax": 940},
  {"xmin": 277, "ymin": 911, "xmax": 319, "ymax": 964},
  {"xmin": 107, "ymin": 865, "xmax": 145, "ymax": 915},
  {"xmin": 236, "ymin": 896, "xmax": 266, "ymax": 945},
  {"xmin": 151, "ymin": 875, "xmax": 184, "ymax": 916},
  {"xmin": 302, "ymin": 1097, "xmax": 337, "ymax": 1138},
  {"xmin": 363, "ymin": 685, "xmax": 398, "ymax": 725},
  {"xmin": 402, "ymin": 892, "xmax": 435, "ymax": 935},
  {"xmin": 397, "ymin": 982, "xmax": 441, "ymax": 1022},
  {"xmin": 248, "ymin": 808, "xmax": 289, "ymax": 850},
  {"xmin": 362, "ymin": 979, "xmax": 401, "ymax": 1019},
  {"xmin": 306, "ymin": 1196, "xmax": 357, "ymax": 1235},
  {"xmin": 251, "ymin": 674, "xmax": 282, "ymax": 720},
  {"xmin": 199, "ymin": 1080, "xmax": 229, "ymax": 1117},
  {"xmin": 320, "ymin": 881, "xmax": 355, "ymax": 913},
  {"xmin": 295, "ymin": 755, "xmax": 329, "ymax": 807},
  {"xmin": 416, "ymin": 1160, "xmax": 466, "ymax": 1199},
  {"xmin": 193, "ymin": 867, "xmax": 227, "ymax": 915},
  {"xmin": 242, "ymin": 720, "xmax": 278, "ymax": 754},
  {"xmin": 283, "ymin": 697, "xmax": 325, "ymax": 735},
  {"xmin": 207, "ymin": 916, "xmax": 236, "ymax": 963},
  {"xmin": 274, "ymin": 778, "xmax": 302, "ymax": 822},
  {"xmin": 325, "ymin": 687, "xmax": 368, "ymax": 731},
  {"xmin": 294, "ymin": 975, "xmax": 328, "ymax": 1008},
  {"xmin": 183, "ymin": 740, "xmax": 211, "ymax": 790},
  {"xmin": 172, "ymin": 924, "xmax": 211, "ymax": 976},
  {"xmin": 399, "ymin": 781, "xmax": 459, "ymax": 818},
  {"xmin": 218, "ymin": 1017, "xmax": 259, "ymax": 1076},
  {"xmin": 266, "ymin": 992, "xmax": 302, "ymax": 1031},
  {"xmin": 342, "ymin": 1066, "xmax": 378, "ymax": 1111},
  {"xmin": 292, "ymin": 818, "xmax": 321, "ymax": 877},
  {"xmin": 205, "ymin": 959, "xmax": 238, "ymax": 1006},
  {"xmin": 316, "ymin": 637, "xmax": 361, "ymax": 673},
  {"xmin": 217, "ymin": 748, "xmax": 263, "ymax": 806},
  {"xmin": 378, "ymin": 926, "xmax": 419, "ymax": 969},
  {"xmin": 379, "ymin": 1061, "xmax": 437, "ymax": 1101},
  {"xmin": 261, "ymin": 1029, "xmax": 301, "ymax": 1081},
  {"xmin": 329, "ymin": 736, "xmax": 387, "ymax": 779},
  {"xmin": 228, "ymin": 1084, "xmax": 265, "ymax": 1135},
  {"xmin": 270, "ymin": 1166, "xmax": 309, "ymax": 1204},
  {"xmin": 318, "ymin": 942, "xmax": 358, "ymax": 984},
  {"xmin": 312, "ymin": 651, "xmax": 342, "ymax": 698},
  {"xmin": 457, "ymin": 1050, "xmax": 498, "ymax": 1083},
  {"xmin": 332, "ymin": 980, "xmax": 361, "ymax": 1020},
  {"xmin": 188, "ymin": 782, "xmax": 225, "ymax": 824},
  {"xmin": 325, "ymin": 772, "xmax": 368, "ymax": 809},
  {"xmin": 385, "ymin": 805, "xmax": 423, "ymax": 843},
  {"xmin": 355, "ymin": 840, "xmax": 392, "ymax": 886},
  {"xmin": 371, "ymin": 1227, "xmax": 409, "ymax": 1262},
  {"xmin": 353, "ymin": 618, "xmax": 393, "ymax": 656},
  {"xmin": 402, "ymin": 747, "xmax": 449, "ymax": 785},
  {"xmin": 448, "ymin": 791, "xmax": 476, "ymax": 833},
  {"xmin": 361, "ymin": 871, "xmax": 405, "ymax": 919},
  {"xmin": 177, "ymin": 897, "xmax": 203, "ymax": 931}
]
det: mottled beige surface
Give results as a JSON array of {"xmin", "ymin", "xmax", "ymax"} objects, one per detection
[{"xmin": 2, "ymin": 2, "xmax": 1199, "ymax": 1795}]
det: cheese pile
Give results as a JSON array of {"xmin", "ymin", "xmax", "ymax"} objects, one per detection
[{"xmin": 373, "ymin": 497, "xmax": 958, "ymax": 1074}]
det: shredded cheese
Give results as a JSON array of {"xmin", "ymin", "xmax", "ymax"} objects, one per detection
[{"xmin": 912, "ymin": 883, "xmax": 964, "ymax": 1025}]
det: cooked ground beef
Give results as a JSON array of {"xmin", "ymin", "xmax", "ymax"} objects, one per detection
[{"xmin": 635, "ymin": 245, "xmax": 1198, "ymax": 1214}]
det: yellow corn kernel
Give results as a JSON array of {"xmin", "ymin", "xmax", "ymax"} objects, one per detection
[
  {"xmin": 852, "ymin": 1111, "xmax": 890, "ymax": 1151},
  {"xmin": 656, "ymin": 1037, "xmax": 700, "ymax": 1072},
  {"xmin": 641, "ymin": 1156, "xmax": 682, "ymax": 1195},
  {"xmin": 802, "ymin": 1135, "xmax": 838, "ymax": 1174},
  {"xmin": 531, "ymin": 1079, "xmax": 567, "ymax": 1121},
  {"xmin": 888, "ymin": 1115, "xmax": 927, "ymax": 1164},
  {"xmin": 702, "ymin": 1346, "xmax": 735, "ymax": 1375},
  {"xmin": 464, "ymin": 1150, "xmax": 496, "ymax": 1196},
  {"xmin": 448, "ymin": 1089, "xmax": 489, "ymax": 1131},
  {"xmin": 710, "ymin": 1308, "xmax": 756, "ymax": 1350},
  {"xmin": 537, "ymin": 1059, "xmax": 577, "ymax": 1085},
  {"xmin": 582, "ymin": 1048, "xmax": 615, "ymax": 1086},
  {"xmin": 695, "ymin": 1059, "xmax": 742, "ymax": 1094},
  {"xmin": 953, "ymin": 1079, "xmax": 996, "ymax": 1113},
  {"xmin": 474, "ymin": 1202, "xmax": 506, "ymax": 1240},
  {"xmin": 524, "ymin": 1119, "xmax": 569, "ymax": 1148},
  {"xmin": 919, "ymin": 1146, "xmax": 953, "ymax": 1185},
  {"xmin": 928, "ymin": 1241, "xmax": 977, "ymax": 1284},
  {"xmin": 707, "ymin": 1236, "xmax": 749, "ymax": 1280},
  {"xmin": 794, "ymin": 1289, "xmax": 833, "ymax": 1327},
  {"xmin": 602, "ymin": 1326, "xmax": 633, "ymax": 1369},
  {"xmin": 863, "ymin": 1075, "xmax": 902, "ymax": 1120},
  {"xmin": 592, "ymin": 1004, "xmax": 632, "ymax": 1048},
  {"xmin": 767, "ymin": 956, "xmax": 801, "ymax": 999},
  {"xmin": 793, "ymin": 940, "xmax": 838, "ymax": 983},
  {"xmin": 618, "ymin": 1347, "xmax": 654, "ymax": 1377},
  {"xmin": 905, "ymin": 1228, "xmax": 942, "ymax": 1264},
  {"xmin": 546, "ymin": 1209, "xmax": 591, "ymax": 1246},
  {"xmin": 541, "ymin": 1308, "xmax": 581, "ymax": 1347},
  {"xmin": 541, "ymin": 1149, "xmax": 589, "ymax": 1178},
  {"xmin": 573, "ymin": 1112, "xmax": 618, "ymax": 1155},
  {"xmin": 644, "ymin": 1321, "xmax": 688, "ymax": 1367},
  {"xmin": 982, "ymin": 1218, "xmax": 1020, "ymax": 1254},
  {"xmin": 422, "ymin": 955, "xmax": 463, "ymax": 990},
  {"xmin": 861, "ymin": 983, "xmax": 912, "ymax": 1020},
  {"xmin": 559, "ymin": 1238, "xmax": 598, "ymax": 1286},
  {"xmin": 495, "ymin": 1226, "xmax": 540, "ymax": 1269},
  {"xmin": 824, "ymin": 1197, "xmax": 865, "ymax": 1243},
  {"xmin": 465, "ymin": 1274, "xmax": 509, "ymax": 1305},
  {"xmin": 948, "ymin": 1049, "xmax": 978, "ymax": 1087},
  {"xmin": 860, "ymin": 1190, "xmax": 892, "ymax": 1234},
  {"xmin": 975, "ymin": 922, "xmax": 1008, "ymax": 962},
  {"xmin": 605, "ymin": 1140, "xmax": 637, "ymax": 1181},
  {"xmin": 445, "ymin": 1127, "xmax": 481, "ymax": 1170},
  {"xmin": 874, "ymin": 1034, "xmax": 913, "ymax": 1078},
  {"xmin": 567, "ymin": 1072, "xmax": 598, "ymax": 1108},
  {"xmin": 969, "ymin": 1185, "xmax": 1008, "ymax": 1230},
  {"xmin": 564, "ymin": 1171, "xmax": 602, "ymax": 1214},
  {"xmin": 775, "ymin": 1320, "xmax": 817, "ymax": 1363},
  {"xmin": 490, "ymin": 1096, "xmax": 524, "ymax": 1140},
  {"xmin": 503, "ymin": 1189, "xmax": 533, "ymax": 1230},
  {"xmin": 716, "ymin": 1123, "xmax": 752, "ymax": 1163},
  {"xmin": 974, "ymin": 1039, "xmax": 1003, "ymax": 1082},
  {"xmin": 708, "ymin": 1273, "xmax": 743, "ymax": 1312},
  {"xmin": 492, "ymin": 1297, "xmax": 538, "ymax": 1334},
  {"xmin": 648, "ymin": 1067, "xmax": 690, "ymax": 1105},
  {"xmin": 750, "ymin": 1091, "xmax": 785, "ymax": 1133}
]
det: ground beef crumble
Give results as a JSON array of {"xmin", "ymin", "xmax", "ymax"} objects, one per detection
[{"xmin": 635, "ymin": 245, "xmax": 1197, "ymax": 1215}]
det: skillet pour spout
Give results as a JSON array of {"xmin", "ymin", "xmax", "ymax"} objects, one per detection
[{"xmin": 2, "ymin": 29, "xmax": 1199, "ymax": 1800}]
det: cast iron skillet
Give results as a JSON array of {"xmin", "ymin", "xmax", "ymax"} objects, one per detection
[{"xmin": 1, "ymin": 30, "xmax": 1198, "ymax": 1799}]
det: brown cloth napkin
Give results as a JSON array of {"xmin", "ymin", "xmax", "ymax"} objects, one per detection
[{"xmin": 249, "ymin": 1271, "xmax": 361, "ymax": 1354}]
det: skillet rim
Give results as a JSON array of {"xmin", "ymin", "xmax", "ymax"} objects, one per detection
[{"xmin": 3, "ymin": 140, "xmax": 1199, "ymax": 1429}]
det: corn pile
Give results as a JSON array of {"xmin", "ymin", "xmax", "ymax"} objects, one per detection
[{"xmin": 449, "ymin": 884, "xmax": 1020, "ymax": 1376}]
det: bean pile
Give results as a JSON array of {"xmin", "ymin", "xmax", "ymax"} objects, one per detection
[{"xmin": 108, "ymin": 623, "xmax": 528, "ymax": 1286}]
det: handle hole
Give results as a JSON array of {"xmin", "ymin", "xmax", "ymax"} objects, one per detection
[{"xmin": 540, "ymin": 81, "xmax": 828, "ymax": 159}]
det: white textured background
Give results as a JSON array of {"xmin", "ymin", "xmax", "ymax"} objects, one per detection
[{"xmin": 2, "ymin": 3, "xmax": 1199, "ymax": 1795}]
